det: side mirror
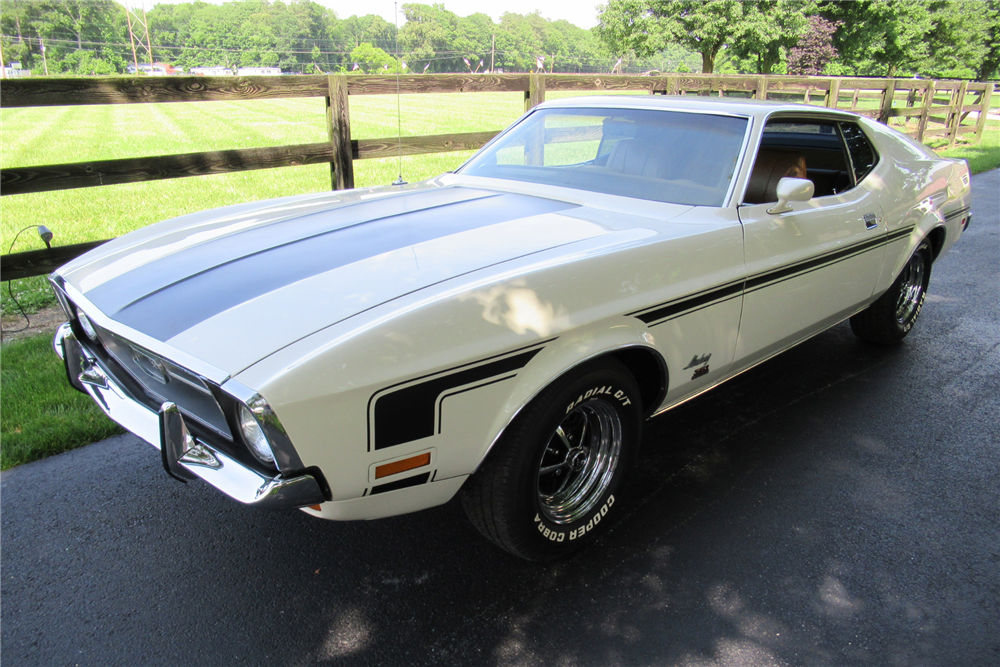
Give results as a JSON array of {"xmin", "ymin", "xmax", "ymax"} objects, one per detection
[{"xmin": 767, "ymin": 177, "xmax": 814, "ymax": 215}]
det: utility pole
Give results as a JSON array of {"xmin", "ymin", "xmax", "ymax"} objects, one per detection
[
  {"xmin": 39, "ymin": 38, "xmax": 48, "ymax": 76},
  {"xmin": 124, "ymin": 1, "xmax": 155, "ymax": 73},
  {"xmin": 490, "ymin": 34, "xmax": 495, "ymax": 73}
]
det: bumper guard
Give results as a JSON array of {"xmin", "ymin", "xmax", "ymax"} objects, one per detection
[{"xmin": 54, "ymin": 323, "xmax": 326, "ymax": 510}]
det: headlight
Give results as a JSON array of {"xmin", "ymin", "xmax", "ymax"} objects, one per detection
[
  {"xmin": 238, "ymin": 403, "xmax": 275, "ymax": 465},
  {"xmin": 77, "ymin": 310, "xmax": 98, "ymax": 341}
]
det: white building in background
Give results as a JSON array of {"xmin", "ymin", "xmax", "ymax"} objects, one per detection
[
  {"xmin": 190, "ymin": 66, "xmax": 234, "ymax": 76},
  {"xmin": 2, "ymin": 64, "xmax": 31, "ymax": 78},
  {"xmin": 127, "ymin": 63, "xmax": 176, "ymax": 76},
  {"xmin": 236, "ymin": 67, "xmax": 282, "ymax": 76}
]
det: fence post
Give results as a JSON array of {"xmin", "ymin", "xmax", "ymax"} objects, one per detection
[
  {"xmin": 971, "ymin": 84, "xmax": 994, "ymax": 145},
  {"xmin": 666, "ymin": 74, "xmax": 679, "ymax": 96},
  {"xmin": 826, "ymin": 78, "xmax": 840, "ymax": 109},
  {"xmin": 525, "ymin": 72, "xmax": 545, "ymax": 113},
  {"xmin": 326, "ymin": 74, "xmax": 354, "ymax": 191},
  {"xmin": 878, "ymin": 79, "xmax": 897, "ymax": 125},
  {"xmin": 917, "ymin": 81, "xmax": 935, "ymax": 143},
  {"xmin": 947, "ymin": 80, "xmax": 969, "ymax": 148},
  {"xmin": 754, "ymin": 76, "xmax": 768, "ymax": 100}
]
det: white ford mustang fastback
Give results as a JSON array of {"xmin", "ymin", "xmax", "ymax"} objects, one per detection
[{"xmin": 51, "ymin": 96, "xmax": 971, "ymax": 560}]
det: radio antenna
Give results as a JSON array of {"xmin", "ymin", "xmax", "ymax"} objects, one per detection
[{"xmin": 392, "ymin": 2, "xmax": 406, "ymax": 186}]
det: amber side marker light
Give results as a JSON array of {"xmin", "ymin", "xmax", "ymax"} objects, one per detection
[
  {"xmin": 309, "ymin": 505, "xmax": 322, "ymax": 511},
  {"xmin": 375, "ymin": 452, "xmax": 431, "ymax": 479}
]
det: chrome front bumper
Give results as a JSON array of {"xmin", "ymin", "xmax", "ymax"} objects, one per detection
[{"xmin": 54, "ymin": 323, "xmax": 326, "ymax": 510}]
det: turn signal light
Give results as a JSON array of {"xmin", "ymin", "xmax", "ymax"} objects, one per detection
[{"xmin": 375, "ymin": 452, "xmax": 431, "ymax": 479}]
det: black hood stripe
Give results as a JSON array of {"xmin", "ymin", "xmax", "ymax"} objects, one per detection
[{"xmin": 87, "ymin": 190, "xmax": 576, "ymax": 341}]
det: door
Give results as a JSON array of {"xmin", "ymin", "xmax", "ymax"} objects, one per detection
[{"xmin": 734, "ymin": 118, "xmax": 887, "ymax": 368}]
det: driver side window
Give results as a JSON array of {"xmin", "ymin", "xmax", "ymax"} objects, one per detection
[{"xmin": 744, "ymin": 120, "xmax": 854, "ymax": 204}]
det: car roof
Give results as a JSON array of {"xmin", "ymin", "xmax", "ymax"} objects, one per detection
[{"xmin": 536, "ymin": 95, "xmax": 861, "ymax": 122}]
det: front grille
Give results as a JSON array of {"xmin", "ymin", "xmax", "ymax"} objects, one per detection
[{"xmin": 97, "ymin": 328, "xmax": 233, "ymax": 439}]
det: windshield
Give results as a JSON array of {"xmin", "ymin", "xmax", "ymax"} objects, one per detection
[{"xmin": 459, "ymin": 107, "xmax": 749, "ymax": 207}]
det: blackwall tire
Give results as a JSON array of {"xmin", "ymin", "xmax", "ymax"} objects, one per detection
[
  {"xmin": 850, "ymin": 241, "xmax": 932, "ymax": 345},
  {"xmin": 460, "ymin": 358, "xmax": 642, "ymax": 561}
]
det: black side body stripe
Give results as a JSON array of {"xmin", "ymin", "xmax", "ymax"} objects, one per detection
[
  {"xmin": 630, "ymin": 225, "xmax": 918, "ymax": 324},
  {"xmin": 371, "ymin": 472, "xmax": 431, "ymax": 495},
  {"xmin": 632, "ymin": 281, "xmax": 744, "ymax": 325},
  {"xmin": 944, "ymin": 205, "xmax": 970, "ymax": 221},
  {"xmin": 370, "ymin": 344, "xmax": 548, "ymax": 450},
  {"xmin": 745, "ymin": 236, "xmax": 886, "ymax": 291}
]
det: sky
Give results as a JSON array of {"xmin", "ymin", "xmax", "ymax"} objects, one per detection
[{"xmin": 144, "ymin": 0, "xmax": 604, "ymax": 29}]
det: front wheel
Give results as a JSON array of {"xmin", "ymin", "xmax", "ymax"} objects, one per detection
[
  {"xmin": 461, "ymin": 358, "xmax": 642, "ymax": 561},
  {"xmin": 850, "ymin": 241, "xmax": 932, "ymax": 345}
]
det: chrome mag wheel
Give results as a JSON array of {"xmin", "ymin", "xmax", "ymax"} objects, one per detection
[
  {"xmin": 536, "ymin": 400, "xmax": 622, "ymax": 524},
  {"xmin": 895, "ymin": 252, "xmax": 926, "ymax": 326}
]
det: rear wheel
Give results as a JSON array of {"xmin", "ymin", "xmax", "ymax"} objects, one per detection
[
  {"xmin": 850, "ymin": 241, "xmax": 932, "ymax": 344},
  {"xmin": 461, "ymin": 358, "xmax": 642, "ymax": 561}
]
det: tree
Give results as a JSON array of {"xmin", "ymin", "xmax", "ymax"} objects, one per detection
[
  {"xmin": 597, "ymin": 0, "xmax": 756, "ymax": 74},
  {"xmin": 400, "ymin": 3, "xmax": 464, "ymax": 72},
  {"xmin": 787, "ymin": 15, "xmax": 839, "ymax": 75},
  {"xmin": 924, "ymin": 0, "xmax": 1000, "ymax": 79},
  {"xmin": 349, "ymin": 42, "xmax": 393, "ymax": 73},
  {"xmin": 977, "ymin": 1, "xmax": 1000, "ymax": 79},
  {"xmin": 820, "ymin": 0, "xmax": 933, "ymax": 77},
  {"xmin": 729, "ymin": 1, "xmax": 814, "ymax": 74}
]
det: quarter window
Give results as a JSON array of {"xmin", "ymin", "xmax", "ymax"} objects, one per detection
[{"xmin": 839, "ymin": 122, "xmax": 879, "ymax": 184}]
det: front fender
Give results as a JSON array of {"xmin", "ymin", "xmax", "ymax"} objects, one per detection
[{"xmin": 469, "ymin": 319, "xmax": 664, "ymax": 478}]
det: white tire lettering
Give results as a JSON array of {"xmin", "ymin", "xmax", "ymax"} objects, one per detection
[{"xmin": 557, "ymin": 495, "xmax": 617, "ymax": 541}]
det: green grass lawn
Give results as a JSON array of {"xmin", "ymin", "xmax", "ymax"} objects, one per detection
[
  {"xmin": 0, "ymin": 333, "xmax": 122, "ymax": 470},
  {"xmin": 0, "ymin": 90, "xmax": 639, "ymax": 316},
  {"xmin": 0, "ymin": 93, "xmax": 524, "ymax": 316}
]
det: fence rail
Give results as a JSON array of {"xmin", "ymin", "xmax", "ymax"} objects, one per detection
[{"xmin": 1, "ymin": 73, "xmax": 993, "ymax": 281}]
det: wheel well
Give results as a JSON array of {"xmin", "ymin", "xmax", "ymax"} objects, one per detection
[
  {"xmin": 926, "ymin": 226, "xmax": 946, "ymax": 260},
  {"xmin": 608, "ymin": 347, "xmax": 667, "ymax": 418}
]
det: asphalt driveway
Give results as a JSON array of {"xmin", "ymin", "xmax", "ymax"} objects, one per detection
[{"xmin": 2, "ymin": 169, "xmax": 997, "ymax": 667}]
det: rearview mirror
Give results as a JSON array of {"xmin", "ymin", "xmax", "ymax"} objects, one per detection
[{"xmin": 767, "ymin": 177, "xmax": 814, "ymax": 215}]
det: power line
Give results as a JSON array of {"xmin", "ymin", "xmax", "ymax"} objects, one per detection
[{"xmin": 0, "ymin": 35, "xmax": 624, "ymax": 67}]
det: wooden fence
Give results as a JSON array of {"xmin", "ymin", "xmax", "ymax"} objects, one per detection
[{"xmin": 1, "ymin": 73, "xmax": 993, "ymax": 281}]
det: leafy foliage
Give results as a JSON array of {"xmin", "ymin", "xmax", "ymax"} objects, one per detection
[
  {"xmin": 821, "ymin": 0, "xmax": 933, "ymax": 77},
  {"xmin": 729, "ymin": 1, "xmax": 815, "ymax": 74},
  {"xmin": 0, "ymin": 1, "xmax": 996, "ymax": 78},
  {"xmin": 787, "ymin": 15, "xmax": 840, "ymax": 75},
  {"xmin": 350, "ymin": 42, "xmax": 394, "ymax": 73},
  {"xmin": 595, "ymin": 0, "xmax": 998, "ymax": 77}
]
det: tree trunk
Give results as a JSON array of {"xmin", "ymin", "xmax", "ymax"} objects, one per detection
[
  {"xmin": 75, "ymin": 6, "xmax": 83, "ymax": 50},
  {"xmin": 977, "ymin": 57, "xmax": 999, "ymax": 81},
  {"xmin": 701, "ymin": 50, "xmax": 715, "ymax": 74}
]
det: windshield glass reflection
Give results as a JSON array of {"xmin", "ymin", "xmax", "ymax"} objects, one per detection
[{"xmin": 460, "ymin": 107, "xmax": 749, "ymax": 207}]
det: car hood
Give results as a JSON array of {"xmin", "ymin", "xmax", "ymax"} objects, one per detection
[{"xmin": 59, "ymin": 182, "xmax": 668, "ymax": 376}]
